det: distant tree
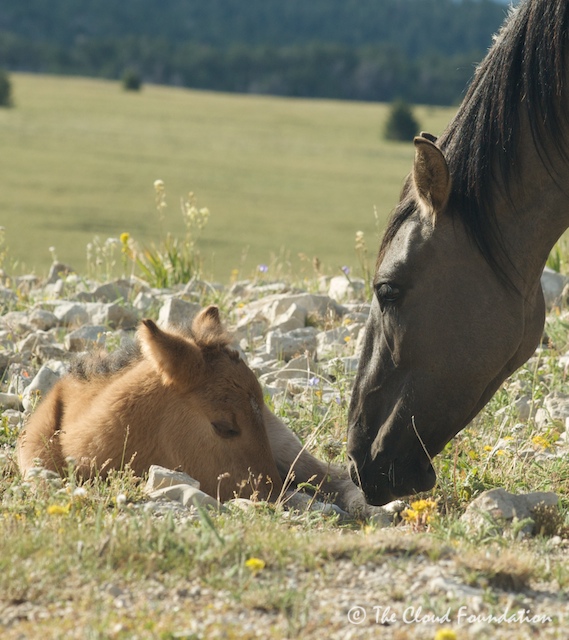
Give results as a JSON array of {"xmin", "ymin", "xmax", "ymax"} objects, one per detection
[
  {"xmin": 122, "ymin": 69, "xmax": 142, "ymax": 91},
  {"xmin": 0, "ymin": 69, "xmax": 13, "ymax": 107},
  {"xmin": 383, "ymin": 100, "xmax": 419, "ymax": 141}
]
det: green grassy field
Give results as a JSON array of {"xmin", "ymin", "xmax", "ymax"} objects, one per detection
[{"xmin": 0, "ymin": 73, "xmax": 455, "ymax": 281}]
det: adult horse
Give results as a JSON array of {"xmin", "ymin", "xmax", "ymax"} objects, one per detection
[{"xmin": 348, "ymin": 0, "xmax": 569, "ymax": 505}]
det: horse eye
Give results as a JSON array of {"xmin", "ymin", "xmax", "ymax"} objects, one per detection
[
  {"xmin": 376, "ymin": 283, "xmax": 400, "ymax": 304},
  {"xmin": 212, "ymin": 420, "xmax": 240, "ymax": 439}
]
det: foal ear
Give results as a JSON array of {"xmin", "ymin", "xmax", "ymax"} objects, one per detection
[
  {"xmin": 138, "ymin": 319, "xmax": 203, "ymax": 386},
  {"xmin": 413, "ymin": 137, "xmax": 451, "ymax": 219},
  {"xmin": 191, "ymin": 305, "xmax": 231, "ymax": 348}
]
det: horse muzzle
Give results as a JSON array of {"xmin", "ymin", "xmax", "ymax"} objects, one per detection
[{"xmin": 348, "ymin": 451, "xmax": 437, "ymax": 506}]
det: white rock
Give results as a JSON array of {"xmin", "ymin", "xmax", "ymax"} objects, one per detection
[
  {"xmin": 64, "ymin": 325, "xmax": 108, "ymax": 352},
  {"xmin": 541, "ymin": 267, "xmax": 569, "ymax": 309},
  {"xmin": 29, "ymin": 309, "xmax": 58, "ymax": 331},
  {"xmin": 88, "ymin": 303, "xmax": 139, "ymax": 330},
  {"xmin": 328, "ymin": 275, "xmax": 366, "ymax": 302},
  {"xmin": 92, "ymin": 280, "xmax": 133, "ymax": 302},
  {"xmin": 53, "ymin": 303, "xmax": 90, "ymax": 327},
  {"xmin": 537, "ymin": 392, "xmax": 569, "ymax": 428},
  {"xmin": 158, "ymin": 298, "xmax": 201, "ymax": 329},
  {"xmin": 461, "ymin": 488, "xmax": 559, "ymax": 534},
  {"xmin": 144, "ymin": 465, "xmax": 201, "ymax": 492},
  {"xmin": 269, "ymin": 303, "xmax": 306, "ymax": 332},
  {"xmin": 147, "ymin": 484, "xmax": 220, "ymax": 509},
  {"xmin": 266, "ymin": 327, "xmax": 318, "ymax": 361},
  {"xmin": 0, "ymin": 392, "xmax": 22, "ymax": 410},
  {"xmin": 22, "ymin": 365, "xmax": 61, "ymax": 411},
  {"xmin": 273, "ymin": 354, "xmax": 319, "ymax": 381}
]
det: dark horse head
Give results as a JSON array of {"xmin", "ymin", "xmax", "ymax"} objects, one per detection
[{"xmin": 348, "ymin": 0, "xmax": 569, "ymax": 505}]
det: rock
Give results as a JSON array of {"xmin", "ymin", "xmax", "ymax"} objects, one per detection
[
  {"xmin": 541, "ymin": 267, "xmax": 569, "ymax": 309},
  {"xmin": 0, "ymin": 392, "xmax": 22, "ymax": 410},
  {"xmin": 1, "ymin": 311, "xmax": 32, "ymax": 335},
  {"xmin": 22, "ymin": 365, "xmax": 62, "ymax": 411},
  {"xmin": 328, "ymin": 276, "xmax": 366, "ymax": 302},
  {"xmin": 2, "ymin": 409, "xmax": 24, "ymax": 427},
  {"xmin": 535, "ymin": 392, "xmax": 569, "ymax": 428},
  {"xmin": 323, "ymin": 356, "xmax": 360, "ymax": 376},
  {"xmin": 144, "ymin": 465, "xmax": 201, "ymax": 492},
  {"xmin": 17, "ymin": 331, "xmax": 55, "ymax": 354},
  {"xmin": 514, "ymin": 395, "xmax": 532, "ymax": 422},
  {"xmin": 46, "ymin": 261, "xmax": 74, "ymax": 284},
  {"xmin": 158, "ymin": 298, "xmax": 201, "ymax": 329},
  {"xmin": 132, "ymin": 291, "xmax": 158, "ymax": 313},
  {"xmin": 147, "ymin": 484, "xmax": 220, "ymax": 509},
  {"xmin": 266, "ymin": 327, "xmax": 318, "ymax": 360},
  {"xmin": 273, "ymin": 354, "xmax": 320, "ymax": 381},
  {"xmin": 269, "ymin": 303, "xmax": 306, "ymax": 332},
  {"xmin": 64, "ymin": 325, "xmax": 108, "ymax": 352},
  {"xmin": 88, "ymin": 303, "xmax": 139, "ymax": 330},
  {"xmin": 29, "ymin": 309, "xmax": 58, "ymax": 332},
  {"xmin": 317, "ymin": 326, "xmax": 353, "ymax": 358},
  {"xmin": 53, "ymin": 303, "xmax": 90, "ymax": 327},
  {"xmin": 0, "ymin": 286, "xmax": 17, "ymax": 306},
  {"xmin": 461, "ymin": 488, "xmax": 559, "ymax": 535},
  {"xmin": 35, "ymin": 344, "xmax": 68, "ymax": 362},
  {"xmin": 92, "ymin": 280, "xmax": 133, "ymax": 302},
  {"xmin": 238, "ymin": 293, "xmax": 343, "ymax": 326}
]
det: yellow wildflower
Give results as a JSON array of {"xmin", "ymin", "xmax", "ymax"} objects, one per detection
[
  {"xmin": 402, "ymin": 499, "xmax": 438, "ymax": 531},
  {"xmin": 47, "ymin": 503, "xmax": 71, "ymax": 516},
  {"xmin": 434, "ymin": 629, "xmax": 457, "ymax": 640},
  {"xmin": 245, "ymin": 557, "xmax": 266, "ymax": 573},
  {"xmin": 120, "ymin": 232, "xmax": 130, "ymax": 245},
  {"xmin": 532, "ymin": 434, "xmax": 552, "ymax": 449}
]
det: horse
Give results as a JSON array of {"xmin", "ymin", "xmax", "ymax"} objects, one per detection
[
  {"xmin": 347, "ymin": 0, "xmax": 569, "ymax": 505},
  {"xmin": 18, "ymin": 305, "xmax": 374, "ymax": 514}
]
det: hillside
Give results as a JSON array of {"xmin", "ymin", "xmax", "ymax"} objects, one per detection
[
  {"xmin": 0, "ymin": 74, "xmax": 455, "ymax": 280},
  {"xmin": 0, "ymin": 0, "xmax": 510, "ymax": 104}
]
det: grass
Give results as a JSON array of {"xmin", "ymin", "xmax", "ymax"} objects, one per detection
[
  {"xmin": 2, "ymin": 264, "xmax": 569, "ymax": 637},
  {"xmin": 2, "ymin": 73, "xmax": 569, "ymax": 637},
  {"xmin": 0, "ymin": 73, "xmax": 454, "ymax": 281}
]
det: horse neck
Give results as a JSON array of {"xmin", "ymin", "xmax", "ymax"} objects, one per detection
[{"xmin": 493, "ymin": 113, "xmax": 569, "ymax": 294}]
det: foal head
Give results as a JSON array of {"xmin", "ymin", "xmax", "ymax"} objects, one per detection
[{"xmin": 138, "ymin": 306, "xmax": 282, "ymax": 500}]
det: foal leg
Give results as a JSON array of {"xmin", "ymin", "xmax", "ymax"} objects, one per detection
[{"xmin": 262, "ymin": 406, "xmax": 387, "ymax": 519}]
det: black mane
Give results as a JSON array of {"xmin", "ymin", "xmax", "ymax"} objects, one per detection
[
  {"xmin": 440, "ymin": 0, "xmax": 569, "ymax": 273},
  {"xmin": 380, "ymin": 0, "xmax": 569, "ymax": 278},
  {"xmin": 70, "ymin": 341, "xmax": 141, "ymax": 380}
]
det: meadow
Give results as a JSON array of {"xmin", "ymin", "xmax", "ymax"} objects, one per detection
[
  {"xmin": 2, "ymin": 73, "xmax": 569, "ymax": 639},
  {"xmin": 0, "ymin": 73, "xmax": 454, "ymax": 281}
]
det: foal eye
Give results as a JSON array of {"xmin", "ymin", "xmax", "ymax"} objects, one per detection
[
  {"xmin": 212, "ymin": 421, "xmax": 240, "ymax": 439},
  {"xmin": 376, "ymin": 283, "xmax": 400, "ymax": 304}
]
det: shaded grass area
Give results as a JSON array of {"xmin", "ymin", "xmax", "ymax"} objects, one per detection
[{"xmin": 0, "ymin": 74, "xmax": 454, "ymax": 280}]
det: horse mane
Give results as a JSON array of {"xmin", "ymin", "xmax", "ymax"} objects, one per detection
[
  {"xmin": 378, "ymin": 0, "xmax": 569, "ymax": 280},
  {"xmin": 438, "ymin": 0, "xmax": 569, "ymax": 276},
  {"xmin": 70, "ymin": 320, "xmax": 236, "ymax": 381}
]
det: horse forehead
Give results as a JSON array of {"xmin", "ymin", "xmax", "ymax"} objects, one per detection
[{"xmin": 379, "ymin": 215, "xmax": 432, "ymax": 276}]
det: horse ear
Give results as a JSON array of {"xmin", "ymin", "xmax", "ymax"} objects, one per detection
[
  {"xmin": 413, "ymin": 137, "xmax": 451, "ymax": 218},
  {"xmin": 138, "ymin": 319, "xmax": 203, "ymax": 386},
  {"xmin": 191, "ymin": 305, "xmax": 231, "ymax": 348}
]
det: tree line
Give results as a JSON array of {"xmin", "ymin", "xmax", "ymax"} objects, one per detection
[{"xmin": 0, "ymin": 0, "xmax": 510, "ymax": 105}]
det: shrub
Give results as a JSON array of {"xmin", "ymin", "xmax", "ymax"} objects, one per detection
[
  {"xmin": 383, "ymin": 100, "xmax": 419, "ymax": 141},
  {"xmin": 122, "ymin": 69, "xmax": 142, "ymax": 92},
  {"xmin": 0, "ymin": 69, "xmax": 13, "ymax": 107}
]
